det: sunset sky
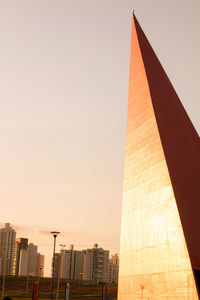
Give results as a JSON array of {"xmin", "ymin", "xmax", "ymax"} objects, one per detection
[{"xmin": 0, "ymin": 0, "xmax": 199, "ymax": 276}]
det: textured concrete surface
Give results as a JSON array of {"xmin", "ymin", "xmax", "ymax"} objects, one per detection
[{"xmin": 118, "ymin": 14, "xmax": 200, "ymax": 299}]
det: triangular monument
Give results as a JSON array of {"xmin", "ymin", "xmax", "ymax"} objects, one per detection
[{"xmin": 118, "ymin": 13, "xmax": 200, "ymax": 299}]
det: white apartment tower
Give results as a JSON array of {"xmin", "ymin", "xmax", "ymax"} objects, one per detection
[
  {"xmin": 13, "ymin": 238, "xmax": 28, "ymax": 276},
  {"xmin": 73, "ymin": 250, "xmax": 84, "ymax": 279},
  {"xmin": 57, "ymin": 245, "xmax": 84, "ymax": 280},
  {"xmin": 0, "ymin": 223, "xmax": 16, "ymax": 275},
  {"xmin": 27, "ymin": 243, "xmax": 38, "ymax": 276},
  {"xmin": 83, "ymin": 249, "xmax": 93, "ymax": 281},
  {"xmin": 83, "ymin": 244, "xmax": 109, "ymax": 282},
  {"xmin": 54, "ymin": 244, "xmax": 109, "ymax": 282},
  {"xmin": 108, "ymin": 254, "xmax": 119, "ymax": 283},
  {"xmin": 13, "ymin": 238, "xmax": 44, "ymax": 277}
]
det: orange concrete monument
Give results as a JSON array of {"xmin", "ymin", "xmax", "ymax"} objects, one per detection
[{"xmin": 118, "ymin": 14, "xmax": 200, "ymax": 299}]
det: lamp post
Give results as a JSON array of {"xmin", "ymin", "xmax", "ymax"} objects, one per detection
[
  {"xmin": 56, "ymin": 244, "xmax": 66, "ymax": 300},
  {"xmin": 50, "ymin": 231, "xmax": 60, "ymax": 300}
]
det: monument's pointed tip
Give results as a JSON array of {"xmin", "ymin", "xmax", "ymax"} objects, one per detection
[{"xmin": 132, "ymin": 11, "xmax": 138, "ymax": 24}]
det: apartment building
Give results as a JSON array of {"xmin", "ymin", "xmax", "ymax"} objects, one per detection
[
  {"xmin": 108, "ymin": 254, "xmax": 119, "ymax": 283},
  {"xmin": 83, "ymin": 244, "xmax": 109, "ymax": 282},
  {"xmin": 13, "ymin": 239, "xmax": 44, "ymax": 277},
  {"xmin": 13, "ymin": 238, "xmax": 28, "ymax": 275},
  {"xmin": 0, "ymin": 223, "xmax": 16, "ymax": 275},
  {"xmin": 54, "ymin": 245, "xmax": 84, "ymax": 280}
]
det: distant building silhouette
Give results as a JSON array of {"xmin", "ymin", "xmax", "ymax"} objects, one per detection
[
  {"xmin": 53, "ymin": 243, "xmax": 110, "ymax": 283},
  {"xmin": 83, "ymin": 244, "xmax": 109, "ymax": 282},
  {"xmin": 37, "ymin": 253, "xmax": 44, "ymax": 277},
  {"xmin": 13, "ymin": 238, "xmax": 28, "ymax": 275},
  {"xmin": 27, "ymin": 243, "xmax": 38, "ymax": 276},
  {"xmin": 108, "ymin": 254, "xmax": 119, "ymax": 283},
  {"xmin": 13, "ymin": 239, "xmax": 44, "ymax": 277},
  {"xmin": 110, "ymin": 254, "xmax": 119, "ymax": 267},
  {"xmin": 0, "ymin": 223, "xmax": 16, "ymax": 275},
  {"xmin": 53, "ymin": 244, "xmax": 84, "ymax": 280}
]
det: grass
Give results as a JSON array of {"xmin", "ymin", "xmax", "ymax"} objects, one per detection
[{"xmin": 0, "ymin": 275, "xmax": 117, "ymax": 299}]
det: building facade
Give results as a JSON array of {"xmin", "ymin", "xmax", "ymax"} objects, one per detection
[
  {"xmin": 54, "ymin": 244, "xmax": 110, "ymax": 283},
  {"xmin": 13, "ymin": 239, "xmax": 44, "ymax": 277},
  {"xmin": 108, "ymin": 254, "xmax": 119, "ymax": 283},
  {"xmin": 0, "ymin": 223, "xmax": 16, "ymax": 275},
  {"xmin": 54, "ymin": 245, "xmax": 84, "ymax": 280},
  {"xmin": 27, "ymin": 243, "xmax": 38, "ymax": 276},
  {"xmin": 36, "ymin": 253, "xmax": 44, "ymax": 277},
  {"xmin": 13, "ymin": 238, "xmax": 28, "ymax": 276},
  {"xmin": 83, "ymin": 244, "xmax": 109, "ymax": 282}
]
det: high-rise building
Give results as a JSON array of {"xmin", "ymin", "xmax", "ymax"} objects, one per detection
[
  {"xmin": 60, "ymin": 250, "xmax": 70, "ymax": 278},
  {"xmin": 27, "ymin": 243, "xmax": 38, "ymax": 276},
  {"xmin": 108, "ymin": 254, "xmax": 119, "ymax": 283},
  {"xmin": 118, "ymin": 13, "xmax": 200, "ymax": 299},
  {"xmin": 26, "ymin": 243, "xmax": 45, "ymax": 277},
  {"xmin": 83, "ymin": 249, "xmax": 93, "ymax": 281},
  {"xmin": 110, "ymin": 254, "xmax": 119, "ymax": 267},
  {"xmin": 53, "ymin": 244, "xmax": 109, "ymax": 282},
  {"xmin": 36, "ymin": 253, "xmax": 44, "ymax": 277},
  {"xmin": 83, "ymin": 244, "xmax": 109, "ymax": 282},
  {"xmin": 73, "ymin": 250, "xmax": 84, "ymax": 280},
  {"xmin": 13, "ymin": 238, "xmax": 28, "ymax": 276},
  {"xmin": 108, "ymin": 263, "xmax": 118, "ymax": 284},
  {"xmin": 19, "ymin": 248, "xmax": 29, "ymax": 276},
  {"xmin": 55, "ymin": 245, "xmax": 84, "ymax": 280},
  {"xmin": 13, "ymin": 238, "xmax": 44, "ymax": 277},
  {"xmin": 0, "ymin": 223, "xmax": 16, "ymax": 275}
]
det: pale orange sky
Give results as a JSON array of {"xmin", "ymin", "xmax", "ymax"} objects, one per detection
[{"xmin": 0, "ymin": 0, "xmax": 199, "ymax": 276}]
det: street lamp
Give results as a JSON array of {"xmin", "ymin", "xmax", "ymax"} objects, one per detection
[
  {"xmin": 60, "ymin": 244, "xmax": 66, "ymax": 250},
  {"xmin": 56, "ymin": 244, "xmax": 66, "ymax": 300},
  {"xmin": 50, "ymin": 231, "xmax": 60, "ymax": 300}
]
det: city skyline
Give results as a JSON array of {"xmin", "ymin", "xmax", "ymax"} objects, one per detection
[
  {"xmin": 0, "ymin": 223, "xmax": 44, "ymax": 277},
  {"xmin": 0, "ymin": 222, "xmax": 119, "ymax": 282},
  {"xmin": 0, "ymin": 0, "xmax": 199, "ymax": 277}
]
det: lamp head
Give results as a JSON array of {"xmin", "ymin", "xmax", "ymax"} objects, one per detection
[{"xmin": 50, "ymin": 231, "xmax": 60, "ymax": 238}]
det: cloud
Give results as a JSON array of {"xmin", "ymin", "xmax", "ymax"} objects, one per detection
[{"xmin": 38, "ymin": 229, "xmax": 51, "ymax": 235}]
